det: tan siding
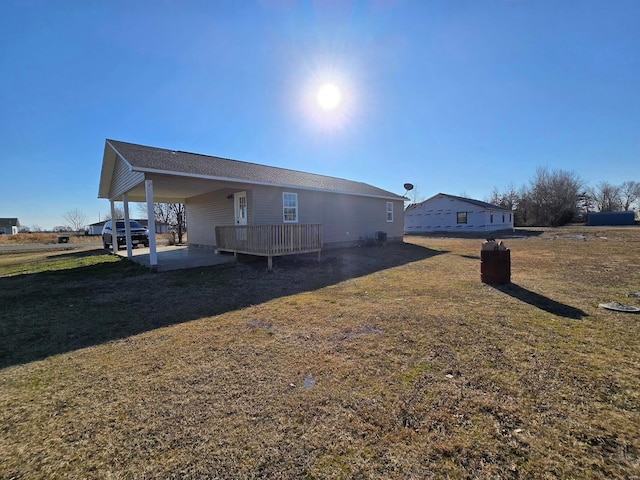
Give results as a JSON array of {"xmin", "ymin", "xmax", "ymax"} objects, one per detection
[
  {"xmin": 186, "ymin": 189, "xmax": 237, "ymax": 247},
  {"xmin": 109, "ymin": 157, "xmax": 145, "ymax": 199},
  {"xmin": 305, "ymin": 192, "xmax": 404, "ymax": 245},
  {"xmin": 187, "ymin": 184, "xmax": 404, "ymax": 248},
  {"xmin": 252, "ymin": 187, "xmax": 405, "ymax": 246},
  {"xmin": 252, "ymin": 185, "xmax": 285, "ymax": 224}
]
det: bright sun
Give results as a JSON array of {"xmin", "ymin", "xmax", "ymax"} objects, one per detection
[{"xmin": 316, "ymin": 83, "xmax": 342, "ymax": 110}]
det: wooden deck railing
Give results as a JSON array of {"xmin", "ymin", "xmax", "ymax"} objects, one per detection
[{"xmin": 215, "ymin": 224, "xmax": 322, "ymax": 269}]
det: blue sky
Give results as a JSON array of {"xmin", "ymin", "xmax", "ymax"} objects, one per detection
[{"xmin": 1, "ymin": 0, "xmax": 638, "ymax": 230}]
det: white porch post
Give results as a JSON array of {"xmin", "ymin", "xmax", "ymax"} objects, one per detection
[
  {"xmin": 145, "ymin": 180, "xmax": 158, "ymax": 268},
  {"xmin": 110, "ymin": 200, "xmax": 118, "ymax": 252},
  {"xmin": 123, "ymin": 193, "xmax": 132, "ymax": 258}
]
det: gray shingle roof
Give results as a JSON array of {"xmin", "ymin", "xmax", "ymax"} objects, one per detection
[{"xmin": 107, "ymin": 139, "xmax": 404, "ymax": 200}]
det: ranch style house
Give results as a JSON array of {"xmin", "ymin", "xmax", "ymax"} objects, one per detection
[{"xmin": 98, "ymin": 139, "xmax": 406, "ymax": 269}]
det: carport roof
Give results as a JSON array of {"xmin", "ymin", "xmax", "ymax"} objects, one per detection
[{"xmin": 99, "ymin": 139, "xmax": 406, "ymax": 201}]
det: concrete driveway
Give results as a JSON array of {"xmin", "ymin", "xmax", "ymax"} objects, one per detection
[{"xmin": 115, "ymin": 245, "xmax": 236, "ymax": 271}]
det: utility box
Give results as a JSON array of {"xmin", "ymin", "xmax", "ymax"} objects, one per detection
[{"xmin": 481, "ymin": 249, "xmax": 510, "ymax": 284}]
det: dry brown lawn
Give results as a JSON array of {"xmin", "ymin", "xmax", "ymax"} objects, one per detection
[
  {"xmin": 0, "ymin": 232, "xmax": 102, "ymax": 245},
  {"xmin": 1, "ymin": 226, "xmax": 639, "ymax": 479}
]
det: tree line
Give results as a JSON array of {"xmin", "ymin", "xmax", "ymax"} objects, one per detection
[
  {"xmin": 489, "ymin": 167, "xmax": 640, "ymax": 227},
  {"xmin": 51, "ymin": 203, "xmax": 187, "ymax": 240}
]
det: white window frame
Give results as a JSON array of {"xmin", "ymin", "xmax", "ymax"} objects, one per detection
[
  {"xmin": 283, "ymin": 192, "xmax": 298, "ymax": 223},
  {"xmin": 386, "ymin": 202, "xmax": 394, "ymax": 222}
]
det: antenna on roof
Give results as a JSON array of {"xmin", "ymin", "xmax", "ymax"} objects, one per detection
[{"xmin": 403, "ymin": 183, "xmax": 414, "ymax": 197}]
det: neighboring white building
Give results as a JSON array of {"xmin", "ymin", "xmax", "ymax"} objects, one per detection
[
  {"xmin": 404, "ymin": 193, "xmax": 514, "ymax": 234},
  {"xmin": 0, "ymin": 218, "xmax": 20, "ymax": 235},
  {"xmin": 87, "ymin": 222, "xmax": 105, "ymax": 236}
]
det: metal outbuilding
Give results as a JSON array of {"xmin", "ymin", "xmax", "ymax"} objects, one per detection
[{"xmin": 587, "ymin": 212, "xmax": 635, "ymax": 226}]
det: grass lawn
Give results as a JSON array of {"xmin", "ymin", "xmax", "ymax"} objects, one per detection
[{"xmin": 1, "ymin": 227, "xmax": 639, "ymax": 479}]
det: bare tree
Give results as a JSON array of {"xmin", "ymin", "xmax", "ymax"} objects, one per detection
[
  {"xmin": 64, "ymin": 209, "xmax": 88, "ymax": 232},
  {"xmin": 104, "ymin": 206, "xmax": 124, "ymax": 221},
  {"xmin": 588, "ymin": 181, "xmax": 622, "ymax": 212},
  {"xmin": 139, "ymin": 202, "xmax": 187, "ymax": 243},
  {"xmin": 525, "ymin": 167, "xmax": 584, "ymax": 226},
  {"xmin": 171, "ymin": 203, "xmax": 186, "ymax": 244},
  {"xmin": 576, "ymin": 191, "xmax": 594, "ymax": 221},
  {"xmin": 155, "ymin": 203, "xmax": 187, "ymax": 244},
  {"xmin": 619, "ymin": 180, "xmax": 640, "ymax": 211},
  {"xmin": 137, "ymin": 202, "xmax": 167, "ymax": 224},
  {"xmin": 407, "ymin": 186, "xmax": 425, "ymax": 205},
  {"xmin": 488, "ymin": 183, "xmax": 520, "ymax": 210}
]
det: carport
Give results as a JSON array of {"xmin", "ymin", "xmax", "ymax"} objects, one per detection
[
  {"xmin": 98, "ymin": 140, "xmax": 244, "ymax": 270},
  {"xmin": 116, "ymin": 245, "xmax": 236, "ymax": 272}
]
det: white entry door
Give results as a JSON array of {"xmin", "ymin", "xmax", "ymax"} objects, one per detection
[
  {"xmin": 234, "ymin": 191, "xmax": 247, "ymax": 225},
  {"xmin": 234, "ymin": 191, "xmax": 247, "ymax": 242}
]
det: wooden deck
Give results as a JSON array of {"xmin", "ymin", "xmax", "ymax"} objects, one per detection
[{"xmin": 215, "ymin": 224, "xmax": 322, "ymax": 269}]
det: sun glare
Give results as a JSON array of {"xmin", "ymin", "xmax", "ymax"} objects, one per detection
[
  {"xmin": 299, "ymin": 69, "xmax": 355, "ymax": 132},
  {"xmin": 316, "ymin": 83, "xmax": 342, "ymax": 111}
]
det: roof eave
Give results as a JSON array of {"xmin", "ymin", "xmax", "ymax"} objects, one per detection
[
  {"xmin": 98, "ymin": 140, "xmax": 136, "ymax": 199},
  {"xmin": 419, "ymin": 192, "xmax": 511, "ymax": 211},
  {"xmin": 131, "ymin": 165, "xmax": 406, "ymax": 201}
]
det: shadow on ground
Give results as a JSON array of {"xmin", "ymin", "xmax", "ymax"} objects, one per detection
[
  {"xmin": 46, "ymin": 248, "xmax": 108, "ymax": 260},
  {"xmin": 489, "ymin": 283, "xmax": 588, "ymax": 320},
  {"xmin": 405, "ymin": 228, "xmax": 544, "ymax": 240},
  {"xmin": 0, "ymin": 243, "xmax": 444, "ymax": 368}
]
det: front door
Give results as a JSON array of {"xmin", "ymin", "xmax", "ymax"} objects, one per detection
[
  {"xmin": 234, "ymin": 191, "xmax": 247, "ymax": 225},
  {"xmin": 234, "ymin": 191, "xmax": 247, "ymax": 243}
]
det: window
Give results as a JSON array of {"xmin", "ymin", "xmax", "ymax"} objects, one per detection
[
  {"xmin": 457, "ymin": 212, "xmax": 467, "ymax": 224},
  {"xmin": 283, "ymin": 192, "xmax": 298, "ymax": 223},
  {"xmin": 502, "ymin": 214, "xmax": 505, "ymax": 223},
  {"xmin": 386, "ymin": 202, "xmax": 393, "ymax": 222},
  {"xmin": 490, "ymin": 213, "xmax": 494, "ymax": 223}
]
